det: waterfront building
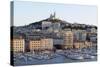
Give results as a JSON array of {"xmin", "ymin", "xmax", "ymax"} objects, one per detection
[
  {"xmin": 11, "ymin": 36, "xmax": 25, "ymax": 52},
  {"xmin": 41, "ymin": 38, "xmax": 53, "ymax": 50},
  {"xmin": 85, "ymin": 41, "xmax": 92, "ymax": 48},
  {"xmin": 29, "ymin": 39, "xmax": 41, "ymax": 51},
  {"xmin": 29, "ymin": 38, "xmax": 53, "ymax": 51},
  {"xmin": 74, "ymin": 41, "xmax": 85, "ymax": 49}
]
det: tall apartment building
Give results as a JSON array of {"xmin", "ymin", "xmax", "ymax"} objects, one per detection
[
  {"xmin": 11, "ymin": 36, "xmax": 25, "ymax": 52},
  {"xmin": 63, "ymin": 31, "xmax": 74, "ymax": 49}
]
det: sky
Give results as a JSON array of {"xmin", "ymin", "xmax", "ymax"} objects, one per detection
[{"xmin": 13, "ymin": 1, "xmax": 98, "ymax": 26}]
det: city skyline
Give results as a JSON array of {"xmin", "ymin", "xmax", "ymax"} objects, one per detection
[
  {"xmin": 11, "ymin": 1, "xmax": 97, "ymax": 66},
  {"xmin": 14, "ymin": 1, "xmax": 97, "ymax": 26}
]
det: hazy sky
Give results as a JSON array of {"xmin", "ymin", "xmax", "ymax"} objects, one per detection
[{"xmin": 14, "ymin": 1, "xmax": 97, "ymax": 26}]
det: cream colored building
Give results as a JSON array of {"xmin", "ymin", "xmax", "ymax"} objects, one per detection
[
  {"xmin": 85, "ymin": 41, "xmax": 92, "ymax": 48},
  {"xmin": 74, "ymin": 41, "xmax": 85, "ymax": 49},
  {"xmin": 74, "ymin": 41, "xmax": 92, "ymax": 49},
  {"xmin": 41, "ymin": 38, "xmax": 53, "ymax": 50},
  {"xmin": 11, "ymin": 37, "xmax": 25, "ymax": 52},
  {"xmin": 29, "ymin": 38, "xmax": 53, "ymax": 51},
  {"xmin": 63, "ymin": 31, "xmax": 74, "ymax": 49},
  {"xmin": 29, "ymin": 39, "xmax": 41, "ymax": 51}
]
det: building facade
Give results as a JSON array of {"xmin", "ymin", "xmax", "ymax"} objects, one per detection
[
  {"xmin": 42, "ymin": 21, "xmax": 52, "ymax": 31},
  {"xmin": 63, "ymin": 31, "xmax": 74, "ymax": 49},
  {"xmin": 52, "ymin": 22, "xmax": 61, "ymax": 33},
  {"xmin": 85, "ymin": 41, "xmax": 92, "ymax": 48},
  {"xmin": 11, "ymin": 37, "xmax": 25, "ymax": 52},
  {"xmin": 29, "ymin": 39, "xmax": 41, "ymax": 51},
  {"xmin": 29, "ymin": 38, "xmax": 53, "ymax": 51},
  {"xmin": 74, "ymin": 41, "xmax": 85, "ymax": 49},
  {"xmin": 41, "ymin": 38, "xmax": 53, "ymax": 50},
  {"xmin": 91, "ymin": 27, "xmax": 97, "ymax": 33},
  {"xmin": 73, "ymin": 30, "xmax": 87, "ymax": 41}
]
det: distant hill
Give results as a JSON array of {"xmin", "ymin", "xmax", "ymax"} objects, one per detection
[{"xmin": 11, "ymin": 13, "xmax": 97, "ymax": 36}]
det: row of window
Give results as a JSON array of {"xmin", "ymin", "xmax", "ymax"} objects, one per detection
[
  {"xmin": 30, "ymin": 47, "xmax": 52, "ymax": 49},
  {"xmin": 13, "ymin": 40, "xmax": 24, "ymax": 42},
  {"xmin": 13, "ymin": 45, "xmax": 23, "ymax": 47},
  {"xmin": 13, "ymin": 46, "xmax": 23, "ymax": 48},
  {"xmin": 13, "ymin": 49, "xmax": 23, "ymax": 50}
]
